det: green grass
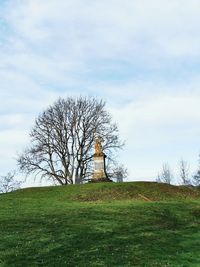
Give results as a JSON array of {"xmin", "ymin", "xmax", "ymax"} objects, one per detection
[{"xmin": 0, "ymin": 182, "xmax": 200, "ymax": 266}]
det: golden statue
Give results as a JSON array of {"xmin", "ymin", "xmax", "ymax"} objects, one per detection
[{"xmin": 95, "ymin": 137, "xmax": 103, "ymax": 155}]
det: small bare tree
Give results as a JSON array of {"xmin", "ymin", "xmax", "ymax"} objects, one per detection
[
  {"xmin": 0, "ymin": 172, "xmax": 21, "ymax": 193},
  {"xmin": 179, "ymin": 159, "xmax": 190, "ymax": 185},
  {"xmin": 192, "ymin": 154, "xmax": 200, "ymax": 186},
  {"xmin": 193, "ymin": 171, "xmax": 200, "ymax": 186},
  {"xmin": 107, "ymin": 163, "xmax": 128, "ymax": 182},
  {"xmin": 17, "ymin": 97, "xmax": 124, "ymax": 185},
  {"xmin": 156, "ymin": 163, "xmax": 173, "ymax": 184}
]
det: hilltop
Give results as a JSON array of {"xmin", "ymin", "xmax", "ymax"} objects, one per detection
[
  {"xmin": 0, "ymin": 182, "xmax": 200, "ymax": 266},
  {"xmin": 6, "ymin": 181, "xmax": 200, "ymax": 201}
]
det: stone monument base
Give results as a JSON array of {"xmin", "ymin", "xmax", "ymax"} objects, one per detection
[{"xmin": 89, "ymin": 177, "xmax": 112, "ymax": 183}]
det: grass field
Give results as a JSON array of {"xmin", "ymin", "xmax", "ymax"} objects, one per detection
[{"xmin": 0, "ymin": 182, "xmax": 200, "ymax": 267}]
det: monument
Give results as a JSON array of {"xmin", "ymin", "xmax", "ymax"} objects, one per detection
[{"xmin": 91, "ymin": 137, "xmax": 111, "ymax": 182}]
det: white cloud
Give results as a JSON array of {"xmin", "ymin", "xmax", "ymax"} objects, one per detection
[
  {"xmin": 3, "ymin": 0, "xmax": 200, "ymax": 64},
  {"xmin": 110, "ymin": 89, "xmax": 200, "ymax": 144}
]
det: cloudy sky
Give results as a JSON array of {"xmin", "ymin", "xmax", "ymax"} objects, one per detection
[{"xmin": 1, "ymin": 0, "xmax": 200, "ymax": 186}]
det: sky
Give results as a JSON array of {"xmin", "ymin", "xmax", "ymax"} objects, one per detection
[{"xmin": 1, "ymin": 0, "xmax": 200, "ymax": 187}]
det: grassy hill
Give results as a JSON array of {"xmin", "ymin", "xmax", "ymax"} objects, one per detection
[{"xmin": 0, "ymin": 182, "xmax": 200, "ymax": 267}]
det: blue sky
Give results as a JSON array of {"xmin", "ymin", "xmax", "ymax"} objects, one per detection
[{"xmin": 1, "ymin": 0, "xmax": 200, "ymax": 186}]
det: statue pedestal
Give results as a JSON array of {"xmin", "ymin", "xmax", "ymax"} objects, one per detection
[{"xmin": 91, "ymin": 153, "xmax": 111, "ymax": 182}]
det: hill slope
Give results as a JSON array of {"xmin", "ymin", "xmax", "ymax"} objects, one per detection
[{"xmin": 0, "ymin": 182, "xmax": 200, "ymax": 267}]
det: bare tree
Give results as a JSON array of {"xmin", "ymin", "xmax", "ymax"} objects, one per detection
[
  {"xmin": 0, "ymin": 172, "xmax": 21, "ymax": 193},
  {"xmin": 107, "ymin": 163, "xmax": 128, "ymax": 182},
  {"xmin": 17, "ymin": 97, "xmax": 124, "ymax": 185},
  {"xmin": 156, "ymin": 163, "xmax": 173, "ymax": 184},
  {"xmin": 192, "ymin": 154, "xmax": 200, "ymax": 186},
  {"xmin": 193, "ymin": 171, "xmax": 200, "ymax": 186},
  {"xmin": 179, "ymin": 159, "xmax": 190, "ymax": 185}
]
